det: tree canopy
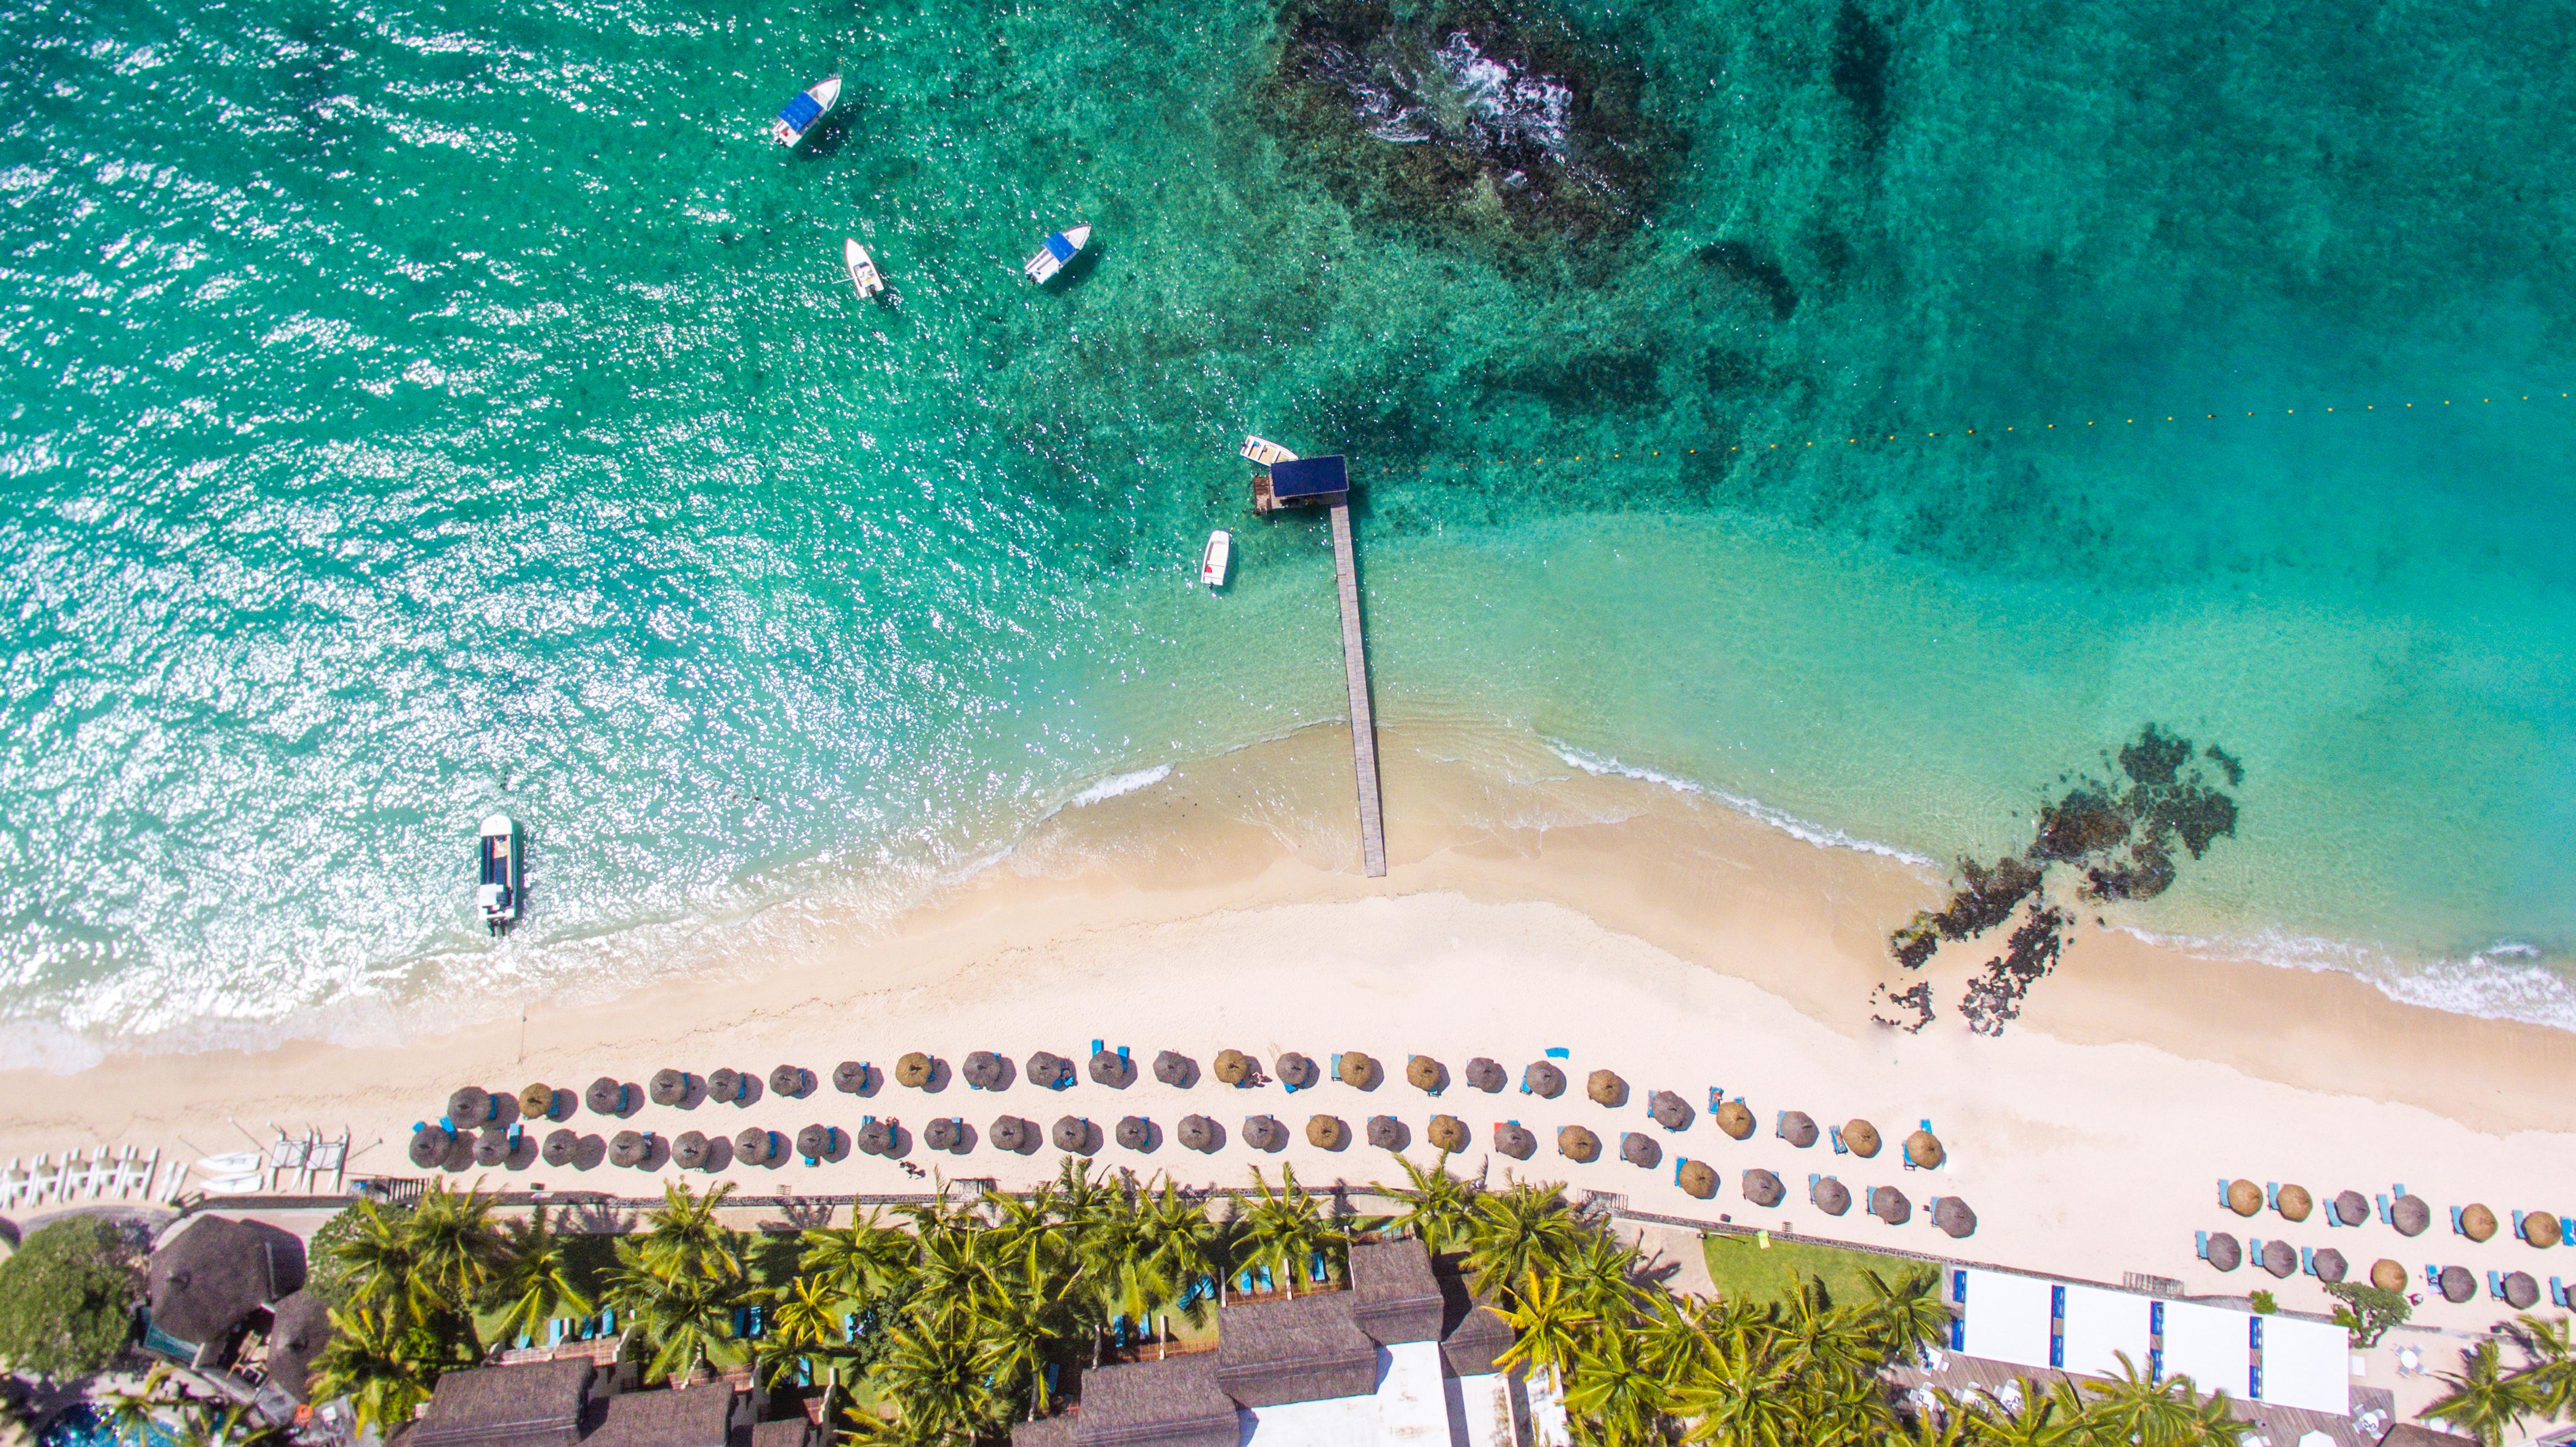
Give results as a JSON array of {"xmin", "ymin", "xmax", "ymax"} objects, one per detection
[{"xmin": 0, "ymin": 1217, "xmax": 142, "ymax": 1379}]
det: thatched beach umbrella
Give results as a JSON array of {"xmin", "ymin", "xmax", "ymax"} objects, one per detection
[
  {"xmin": 1558, "ymin": 1125, "xmax": 1600, "ymax": 1163},
  {"xmin": 447, "ymin": 1086, "xmax": 492, "ymax": 1126},
  {"xmin": 2258, "ymin": 1240, "xmax": 2296, "ymax": 1278},
  {"xmin": 410, "ymin": 1125, "xmax": 454, "ymax": 1168},
  {"xmin": 1523, "ymin": 1062, "xmax": 1566, "ymax": 1098},
  {"xmin": 1933, "ymin": 1195, "xmax": 1978, "ymax": 1240},
  {"xmin": 1214, "ymin": 1050, "xmax": 1252, "ymax": 1086},
  {"xmin": 836, "ymin": 1061, "xmax": 874, "ymax": 1095},
  {"xmin": 990, "ymin": 1116, "xmax": 1035, "ymax": 1154},
  {"xmin": 2462, "ymin": 1203, "xmax": 2499, "ymax": 1242},
  {"xmin": 672, "ymin": 1131, "xmax": 711, "ymax": 1170},
  {"xmin": 708, "ymin": 1067, "xmax": 745, "ymax": 1104},
  {"xmin": 1116, "ymin": 1116, "xmax": 1154, "ymax": 1151},
  {"xmin": 1678, "ymin": 1160, "xmax": 1718, "ymax": 1200},
  {"xmin": 1464, "ymin": 1058, "xmax": 1506, "ymax": 1092},
  {"xmin": 2311, "ymin": 1247, "xmax": 2347, "ymax": 1284},
  {"xmin": 1089, "ymin": 1049, "xmax": 1134, "ymax": 1088},
  {"xmin": 1493, "ymin": 1122, "xmax": 1536, "ymax": 1160},
  {"xmin": 964, "ymin": 1051, "xmax": 1007, "ymax": 1090},
  {"xmin": 1620, "ymin": 1133, "xmax": 1660, "ymax": 1169},
  {"xmin": 542, "ymin": 1129, "xmax": 581, "ymax": 1167},
  {"xmin": 1427, "ymin": 1116, "xmax": 1469, "ymax": 1152},
  {"xmin": 1243, "ymin": 1115, "xmax": 1287, "ymax": 1153},
  {"xmin": 610, "ymin": 1131, "xmax": 651, "ymax": 1168},
  {"xmin": 2393, "ymin": 1193, "xmax": 2431, "ymax": 1236},
  {"xmin": 854, "ymin": 1119, "xmax": 895, "ymax": 1157},
  {"xmin": 1649, "ymin": 1092, "xmax": 1693, "ymax": 1131},
  {"xmin": 771, "ymin": 1065, "xmax": 811, "ymax": 1099},
  {"xmin": 1842, "ymin": 1120, "xmax": 1881, "ymax": 1158},
  {"xmin": 1277, "ymin": 1053, "xmax": 1319, "ymax": 1089},
  {"xmin": 735, "ymin": 1128, "xmax": 776, "ymax": 1165},
  {"xmin": 1026, "ymin": 1051, "xmax": 1071, "ymax": 1088},
  {"xmin": 1903, "ymin": 1127, "xmax": 1943, "ymax": 1168},
  {"xmin": 1367, "ymin": 1116, "xmax": 1407, "ymax": 1150},
  {"xmin": 1407, "ymin": 1056, "xmax": 1446, "ymax": 1093},
  {"xmin": 1338, "ymin": 1052, "xmax": 1378, "ymax": 1089},
  {"xmin": 519, "ymin": 1083, "xmax": 557, "ymax": 1120},
  {"xmin": 925, "ymin": 1117, "xmax": 963, "ymax": 1152},
  {"xmin": 1052, "ymin": 1116, "xmax": 1096, "ymax": 1154},
  {"xmin": 1811, "ymin": 1176, "xmax": 1851, "ymax": 1216},
  {"xmin": 796, "ymin": 1124, "xmax": 835, "ymax": 1160},
  {"xmin": 1306, "ymin": 1115, "xmax": 1350, "ymax": 1150},
  {"xmin": 2438, "ymin": 1264, "xmax": 2475, "ymax": 1303},
  {"xmin": 2204, "ymin": 1231, "xmax": 2241, "ymax": 1271},
  {"xmin": 1179, "ymin": 1115, "xmax": 1222, "ymax": 1152},
  {"xmin": 1586, "ymin": 1070, "xmax": 1627, "ymax": 1108},
  {"xmin": 587, "ymin": 1078, "xmax": 628, "ymax": 1116},
  {"xmin": 896, "ymin": 1052, "xmax": 936, "ymax": 1089},
  {"xmin": 2276, "ymin": 1184, "xmax": 2313, "ymax": 1222},
  {"xmin": 1154, "ymin": 1051, "xmax": 1194, "ymax": 1087},
  {"xmin": 1742, "ymin": 1170, "xmax": 1786, "ymax": 1208},
  {"xmin": 2525, "ymin": 1210, "xmax": 2562, "ymax": 1249},
  {"xmin": 474, "ymin": 1129, "xmax": 512, "ymax": 1167},
  {"xmin": 1871, "ymin": 1186, "xmax": 1911, "ymax": 1225},
  {"xmin": 1776, "ymin": 1111, "xmax": 1818, "ymax": 1148},
  {"xmin": 1716, "ymin": 1101, "xmax": 1756, "ymax": 1141},
  {"xmin": 2225, "ymin": 1179, "xmax": 2264, "ymax": 1217},
  {"xmin": 2334, "ymin": 1190, "xmax": 2369, "ymax": 1227},
  {"xmin": 2370, "ymin": 1258, "xmax": 2408, "ymax": 1293},
  {"xmin": 2504, "ymin": 1271, "xmax": 2540, "ymax": 1309},
  {"xmin": 650, "ymin": 1069, "xmax": 689, "ymax": 1107}
]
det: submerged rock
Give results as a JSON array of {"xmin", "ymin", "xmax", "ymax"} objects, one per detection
[{"xmin": 1265, "ymin": 0, "xmax": 1672, "ymax": 252}]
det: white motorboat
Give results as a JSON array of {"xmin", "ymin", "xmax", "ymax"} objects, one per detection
[
  {"xmin": 843, "ymin": 238, "xmax": 885, "ymax": 297},
  {"xmin": 1200, "ymin": 529, "xmax": 1232, "ymax": 587},
  {"xmin": 1240, "ymin": 435, "xmax": 1299, "ymax": 466},
  {"xmin": 1024, "ymin": 224, "xmax": 1091, "ymax": 283},
  {"xmin": 770, "ymin": 74, "xmax": 842, "ymax": 149},
  {"xmin": 477, "ymin": 814, "xmax": 520, "ymax": 932}
]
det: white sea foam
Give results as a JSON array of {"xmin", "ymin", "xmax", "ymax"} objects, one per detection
[
  {"xmin": 2124, "ymin": 924, "xmax": 2576, "ymax": 1034},
  {"xmin": 1069, "ymin": 764, "xmax": 1173, "ymax": 808},
  {"xmin": 1541, "ymin": 739, "xmax": 1939, "ymax": 869}
]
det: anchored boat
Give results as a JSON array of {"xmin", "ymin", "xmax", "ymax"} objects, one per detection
[
  {"xmin": 770, "ymin": 74, "xmax": 841, "ymax": 149},
  {"xmin": 1200, "ymin": 529, "xmax": 1232, "ymax": 587},
  {"xmin": 477, "ymin": 814, "xmax": 520, "ymax": 933},
  {"xmin": 844, "ymin": 238, "xmax": 885, "ymax": 297},
  {"xmin": 1023, "ymin": 224, "xmax": 1090, "ymax": 283}
]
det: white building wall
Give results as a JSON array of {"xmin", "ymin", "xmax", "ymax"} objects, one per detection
[
  {"xmin": 1241, "ymin": 1343, "xmax": 1451, "ymax": 1447},
  {"xmin": 1441, "ymin": 1374, "xmax": 1516, "ymax": 1447}
]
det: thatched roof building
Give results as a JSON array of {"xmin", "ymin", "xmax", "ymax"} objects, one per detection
[{"xmin": 143, "ymin": 1216, "xmax": 278, "ymax": 1368}]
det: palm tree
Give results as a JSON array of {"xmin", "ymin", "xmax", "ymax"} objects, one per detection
[
  {"xmin": 2074, "ymin": 1352, "xmax": 2220, "ymax": 1447},
  {"xmin": 634, "ymin": 1180, "xmax": 744, "ymax": 1283},
  {"xmin": 1135, "ymin": 1176, "xmax": 1222, "ymax": 1329},
  {"xmin": 489, "ymin": 1207, "xmax": 593, "ymax": 1349},
  {"xmin": 2427, "ymin": 1340, "xmax": 2540, "ymax": 1447},
  {"xmin": 1961, "ymin": 1379, "xmax": 2080, "ymax": 1447},
  {"xmin": 100, "ymin": 1366, "xmax": 177, "ymax": 1447},
  {"xmin": 800, "ymin": 1211, "xmax": 914, "ymax": 1304},
  {"xmin": 1563, "ymin": 1319, "xmax": 1667, "ymax": 1446},
  {"xmin": 873, "ymin": 1319, "xmax": 999, "ymax": 1447},
  {"xmin": 1384, "ymin": 1152, "xmax": 1481, "ymax": 1252},
  {"xmin": 1495, "ymin": 1268, "xmax": 1597, "ymax": 1400},
  {"xmin": 309, "ymin": 1305, "xmax": 452, "ymax": 1434},
  {"xmin": 1558, "ymin": 1233, "xmax": 1643, "ymax": 1323},
  {"xmin": 1858, "ymin": 1269, "xmax": 1951, "ymax": 1364},
  {"xmin": 327, "ymin": 1201, "xmax": 426, "ymax": 1318},
  {"xmin": 759, "ymin": 1275, "xmax": 857, "ymax": 1392},
  {"xmin": 1671, "ymin": 1322, "xmax": 1801, "ymax": 1447},
  {"xmin": 1234, "ymin": 1167, "xmax": 1338, "ymax": 1300},
  {"xmin": 605, "ymin": 1248, "xmax": 746, "ymax": 1387},
  {"xmin": 405, "ymin": 1183, "xmax": 507, "ymax": 1310},
  {"xmin": 1464, "ymin": 1180, "xmax": 1584, "ymax": 1307},
  {"xmin": 169, "ymin": 1404, "xmax": 287, "ymax": 1447},
  {"xmin": 2509, "ymin": 1312, "xmax": 2576, "ymax": 1420}
]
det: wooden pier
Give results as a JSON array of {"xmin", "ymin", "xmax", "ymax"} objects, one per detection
[{"xmin": 1327, "ymin": 502, "xmax": 1387, "ymax": 877}]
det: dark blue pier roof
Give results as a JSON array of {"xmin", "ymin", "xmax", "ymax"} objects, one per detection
[{"xmin": 1269, "ymin": 454, "xmax": 1348, "ymax": 500}]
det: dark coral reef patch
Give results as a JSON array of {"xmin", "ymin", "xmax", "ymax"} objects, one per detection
[{"xmin": 1263, "ymin": 0, "xmax": 1675, "ymax": 254}]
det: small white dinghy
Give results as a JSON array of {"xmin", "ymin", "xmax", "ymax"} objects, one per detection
[
  {"xmin": 1024, "ymin": 223, "xmax": 1091, "ymax": 283},
  {"xmin": 1240, "ymin": 435, "xmax": 1299, "ymax": 466},
  {"xmin": 477, "ymin": 814, "xmax": 520, "ymax": 933},
  {"xmin": 1200, "ymin": 529, "xmax": 1232, "ymax": 587},
  {"xmin": 771, "ymin": 74, "xmax": 841, "ymax": 149},
  {"xmin": 844, "ymin": 238, "xmax": 885, "ymax": 297}
]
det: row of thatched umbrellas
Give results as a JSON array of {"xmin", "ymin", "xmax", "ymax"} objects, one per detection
[
  {"xmin": 2198, "ymin": 1232, "xmax": 2550, "ymax": 1309},
  {"xmin": 2219, "ymin": 1178, "xmax": 2565, "ymax": 1252}
]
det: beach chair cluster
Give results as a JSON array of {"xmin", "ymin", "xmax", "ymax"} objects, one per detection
[{"xmin": 0, "ymin": 1145, "xmax": 178, "ymax": 1208}]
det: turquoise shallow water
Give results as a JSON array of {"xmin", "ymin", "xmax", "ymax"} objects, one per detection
[{"xmin": 4, "ymin": 0, "xmax": 2573, "ymax": 1057}]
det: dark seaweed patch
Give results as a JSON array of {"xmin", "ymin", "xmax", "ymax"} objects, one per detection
[
  {"xmin": 1870, "ymin": 981, "xmax": 1935, "ymax": 1034},
  {"xmin": 1829, "ymin": 0, "xmax": 1893, "ymax": 147},
  {"xmin": 1488, "ymin": 347, "xmax": 1663, "ymax": 411},
  {"xmin": 1888, "ymin": 725, "xmax": 2243, "ymax": 1034},
  {"xmin": 1697, "ymin": 239, "xmax": 1799, "ymax": 320}
]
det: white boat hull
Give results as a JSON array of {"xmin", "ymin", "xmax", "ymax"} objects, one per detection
[
  {"xmin": 1201, "ymin": 530, "xmax": 1232, "ymax": 587},
  {"xmin": 844, "ymin": 238, "xmax": 885, "ymax": 297},
  {"xmin": 770, "ymin": 74, "xmax": 842, "ymax": 149},
  {"xmin": 1024, "ymin": 223, "xmax": 1091, "ymax": 283}
]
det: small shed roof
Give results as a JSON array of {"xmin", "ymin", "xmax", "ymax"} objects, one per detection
[
  {"xmin": 1268, "ymin": 455, "xmax": 1348, "ymax": 500},
  {"xmin": 1436, "ymin": 1276, "xmax": 1515, "ymax": 1378},
  {"xmin": 1216, "ymin": 1294, "xmax": 1377, "ymax": 1407},
  {"xmin": 146, "ymin": 1216, "xmax": 277, "ymax": 1353},
  {"xmin": 407, "ymin": 1358, "xmax": 594, "ymax": 1447},
  {"xmin": 582, "ymin": 1384, "xmax": 736, "ymax": 1447},
  {"xmin": 746, "ymin": 1422, "xmax": 811, "ymax": 1447},
  {"xmin": 1071, "ymin": 1352, "xmax": 1240, "ymax": 1447},
  {"xmin": 263, "ymin": 1291, "xmax": 335, "ymax": 1402},
  {"xmin": 1347, "ymin": 1239, "xmax": 1444, "ymax": 1345}
]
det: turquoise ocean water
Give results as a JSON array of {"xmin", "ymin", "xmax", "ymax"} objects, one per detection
[{"xmin": 4, "ymin": 0, "xmax": 2573, "ymax": 1061}]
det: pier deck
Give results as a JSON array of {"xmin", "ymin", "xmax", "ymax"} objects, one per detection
[{"xmin": 1328, "ymin": 502, "xmax": 1387, "ymax": 877}]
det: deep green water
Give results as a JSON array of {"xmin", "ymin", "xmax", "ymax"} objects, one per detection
[{"xmin": 4, "ymin": 0, "xmax": 2573, "ymax": 1059}]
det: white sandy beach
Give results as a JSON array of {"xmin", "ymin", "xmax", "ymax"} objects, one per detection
[{"xmin": 1, "ymin": 724, "xmax": 2569, "ymax": 1425}]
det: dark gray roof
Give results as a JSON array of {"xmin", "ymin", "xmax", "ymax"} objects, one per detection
[
  {"xmin": 1070, "ymin": 1353, "xmax": 1239, "ymax": 1447},
  {"xmin": 583, "ymin": 1385, "xmax": 736, "ymax": 1447},
  {"xmin": 264, "ymin": 1291, "xmax": 334, "ymax": 1401},
  {"xmin": 1010, "ymin": 1417, "xmax": 1075, "ymax": 1447},
  {"xmin": 408, "ymin": 1359, "xmax": 594, "ymax": 1447},
  {"xmin": 147, "ymin": 1216, "xmax": 277, "ymax": 1351},
  {"xmin": 1436, "ymin": 1286, "xmax": 1514, "ymax": 1378},
  {"xmin": 1347, "ymin": 1240, "xmax": 1443, "ymax": 1345},
  {"xmin": 1215, "ymin": 1295, "xmax": 1377, "ymax": 1408},
  {"xmin": 2379, "ymin": 1429, "xmax": 2481, "ymax": 1447},
  {"xmin": 745, "ymin": 1420, "xmax": 810, "ymax": 1447}
]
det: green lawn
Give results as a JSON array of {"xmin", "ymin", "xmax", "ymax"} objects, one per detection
[{"xmin": 1699, "ymin": 1234, "xmax": 1934, "ymax": 1309}]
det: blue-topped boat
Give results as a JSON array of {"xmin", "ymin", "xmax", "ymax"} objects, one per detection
[
  {"xmin": 770, "ymin": 73, "xmax": 841, "ymax": 149},
  {"xmin": 1023, "ymin": 223, "xmax": 1090, "ymax": 283}
]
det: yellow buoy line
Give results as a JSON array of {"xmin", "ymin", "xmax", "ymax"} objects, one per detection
[{"xmin": 1350, "ymin": 391, "xmax": 2572, "ymax": 475}]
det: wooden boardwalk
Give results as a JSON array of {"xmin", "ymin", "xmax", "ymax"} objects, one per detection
[{"xmin": 1328, "ymin": 503, "xmax": 1387, "ymax": 877}]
